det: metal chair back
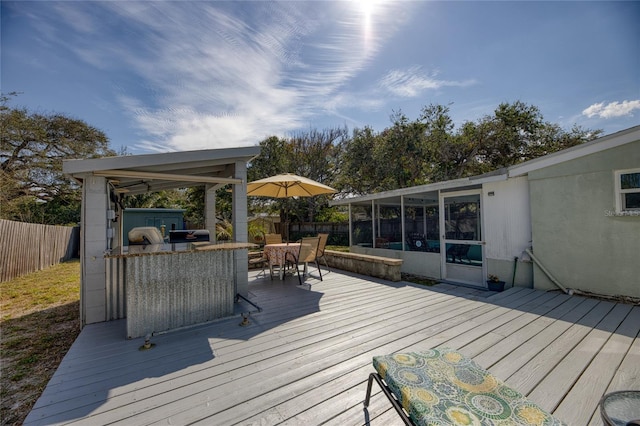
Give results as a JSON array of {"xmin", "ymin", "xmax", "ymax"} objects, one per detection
[
  {"xmin": 317, "ymin": 233, "xmax": 328, "ymax": 256},
  {"xmin": 316, "ymin": 233, "xmax": 330, "ymax": 271},
  {"xmin": 286, "ymin": 236, "xmax": 323, "ymax": 285},
  {"xmin": 298, "ymin": 237, "xmax": 320, "ymax": 263}
]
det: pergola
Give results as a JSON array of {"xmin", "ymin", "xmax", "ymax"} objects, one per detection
[{"xmin": 63, "ymin": 146, "xmax": 261, "ymax": 327}]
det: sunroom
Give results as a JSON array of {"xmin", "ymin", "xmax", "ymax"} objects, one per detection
[{"xmin": 331, "ymin": 172, "xmax": 533, "ymax": 290}]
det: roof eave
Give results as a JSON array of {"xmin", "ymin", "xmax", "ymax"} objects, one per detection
[
  {"xmin": 63, "ymin": 146, "xmax": 261, "ymax": 175},
  {"xmin": 508, "ymin": 125, "xmax": 640, "ymax": 178}
]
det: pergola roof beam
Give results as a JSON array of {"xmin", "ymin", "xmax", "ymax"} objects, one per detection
[{"xmin": 93, "ymin": 170, "xmax": 242, "ymax": 185}]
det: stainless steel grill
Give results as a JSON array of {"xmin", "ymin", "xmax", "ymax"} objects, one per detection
[{"xmin": 168, "ymin": 229, "xmax": 210, "ymax": 243}]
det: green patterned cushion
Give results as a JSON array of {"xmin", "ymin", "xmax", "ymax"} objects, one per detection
[{"xmin": 372, "ymin": 347, "xmax": 566, "ymax": 426}]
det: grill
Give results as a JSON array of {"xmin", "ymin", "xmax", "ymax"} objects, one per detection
[
  {"xmin": 169, "ymin": 229, "xmax": 210, "ymax": 243},
  {"xmin": 128, "ymin": 227, "xmax": 164, "ymax": 245}
]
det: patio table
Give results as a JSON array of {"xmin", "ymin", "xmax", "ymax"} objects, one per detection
[{"xmin": 264, "ymin": 243, "xmax": 300, "ymax": 280}]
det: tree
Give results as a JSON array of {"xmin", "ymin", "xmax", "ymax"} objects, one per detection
[
  {"xmin": 247, "ymin": 136, "xmax": 292, "ymax": 182},
  {"xmin": 339, "ymin": 107, "xmax": 451, "ymax": 193},
  {"xmin": 459, "ymin": 101, "xmax": 601, "ymax": 174},
  {"xmin": 337, "ymin": 101, "xmax": 601, "ymax": 194},
  {"xmin": 287, "ymin": 127, "xmax": 346, "ymax": 222},
  {"xmin": 375, "ymin": 111, "xmax": 430, "ymax": 190},
  {"xmin": 248, "ymin": 129, "xmax": 345, "ymax": 225},
  {"xmin": 1, "ymin": 94, "xmax": 115, "ymax": 224},
  {"xmin": 335, "ymin": 126, "xmax": 378, "ymax": 195},
  {"xmin": 246, "ymin": 136, "xmax": 293, "ymax": 225},
  {"xmin": 420, "ymin": 104, "xmax": 462, "ymax": 181}
]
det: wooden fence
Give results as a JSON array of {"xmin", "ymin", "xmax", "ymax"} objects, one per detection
[
  {"xmin": 0, "ymin": 219, "xmax": 80, "ymax": 282},
  {"xmin": 287, "ymin": 222, "xmax": 349, "ymax": 246}
]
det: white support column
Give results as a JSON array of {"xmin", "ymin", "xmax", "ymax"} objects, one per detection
[
  {"xmin": 376, "ymin": 202, "xmax": 381, "ymax": 239},
  {"xmin": 205, "ymin": 184, "xmax": 217, "ymax": 243},
  {"xmin": 348, "ymin": 204, "xmax": 353, "ymax": 247},
  {"xmin": 81, "ymin": 175, "xmax": 109, "ymax": 325},
  {"xmin": 401, "ymin": 196, "xmax": 406, "ymax": 251},
  {"xmin": 423, "ymin": 205, "xmax": 427, "ymax": 237},
  {"xmin": 371, "ymin": 200, "xmax": 376, "ymax": 248},
  {"xmin": 439, "ymin": 190, "xmax": 446, "ymax": 279},
  {"xmin": 232, "ymin": 160, "xmax": 249, "ymax": 297}
]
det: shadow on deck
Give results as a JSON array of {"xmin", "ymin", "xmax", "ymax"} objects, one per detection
[{"xmin": 24, "ymin": 268, "xmax": 639, "ymax": 425}]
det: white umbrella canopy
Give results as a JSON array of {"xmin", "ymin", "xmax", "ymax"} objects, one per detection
[
  {"xmin": 246, "ymin": 173, "xmax": 337, "ymax": 198},
  {"xmin": 247, "ymin": 173, "xmax": 337, "ymax": 242}
]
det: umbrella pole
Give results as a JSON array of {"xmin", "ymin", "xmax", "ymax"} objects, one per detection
[
  {"xmin": 285, "ymin": 199, "xmax": 290, "ymax": 243},
  {"xmin": 279, "ymin": 202, "xmax": 289, "ymax": 243}
]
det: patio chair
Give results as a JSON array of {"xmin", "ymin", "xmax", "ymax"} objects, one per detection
[
  {"xmin": 265, "ymin": 233, "xmax": 283, "ymax": 245},
  {"xmin": 447, "ymin": 244, "xmax": 470, "ymax": 263},
  {"xmin": 407, "ymin": 233, "xmax": 428, "ymax": 252},
  {"xmin": 285, "ymin": 236, "xmax": 322, "ymax": 285},
  {"xmin": 375, "ymin": 237, "xmax": 390, "ymax": 248},
  {"xmin": 248, "ymin": 251, "xmax": 268, "ymax": 277},
  {"xmin": 316, "ymin": 233, "xmax": 330, "ymax": 272}
]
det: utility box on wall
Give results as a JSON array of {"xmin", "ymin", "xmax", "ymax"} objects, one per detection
[{"xmin": 122, "ymin": 208, "xmax": 185, "ymax": 245}]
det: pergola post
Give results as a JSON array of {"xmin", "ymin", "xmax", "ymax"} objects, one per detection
[
  {"xmin": 205, "ymin": 184, "xmax": 217, "ymax": 243},
  {"xmin": 80, "ymin": 174, "xmax": 108, "ymax": 326},
  {"xmin": 232, "ymin": 160, "xmax": 249, "ymax": 297}
]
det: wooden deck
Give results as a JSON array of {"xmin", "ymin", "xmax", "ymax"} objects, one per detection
[{"xmin": 25, "ymin": 269, "xmax": 639, "ymax": 425}]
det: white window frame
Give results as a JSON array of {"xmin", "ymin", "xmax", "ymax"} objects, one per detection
[{"xmin": 614, "ymin": 168, "xmax": 640, "ymax": 213}]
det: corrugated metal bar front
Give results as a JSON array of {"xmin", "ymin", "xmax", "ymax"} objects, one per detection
[
  {"xmin": 125, "ymin": 250, "xmax": 235, "ymax": 339},
  {"xmin": 105, "ymin": 256, "xmax": 126, "ymax": 320}
]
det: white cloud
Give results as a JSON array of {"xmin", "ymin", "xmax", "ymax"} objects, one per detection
[
  {"xmin": 582, "ymin": 100, "xmax": 640, "ymax": 119},
  {"xmin": 378, "ymin": 66, "xmax": 477, "ymax": 98},
  {"xmin": 43, "ymin": 1, "xmax": 413, "ymax": 151}
]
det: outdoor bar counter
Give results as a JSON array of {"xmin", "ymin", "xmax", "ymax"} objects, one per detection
[{"xmin": 105, "ymin": 242, "xmax": 255, "ymax": 339}]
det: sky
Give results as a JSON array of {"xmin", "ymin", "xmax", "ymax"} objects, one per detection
[{"xmin": 2, "ymin": 1, "xmax": 639, "ymax": 154}]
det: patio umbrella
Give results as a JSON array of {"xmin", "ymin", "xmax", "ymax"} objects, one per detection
[
  {"xmin": 247, "ymin": 173, "xmax": 337, "ymax": 241},
  {"xmin": 246, "ymin": 173, "xmax": 337, "ymax": 198}
]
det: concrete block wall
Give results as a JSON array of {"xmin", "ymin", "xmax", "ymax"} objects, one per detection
[{"xmin": 324, "ymin": 250, "xmax": 403, "ymax": 282}]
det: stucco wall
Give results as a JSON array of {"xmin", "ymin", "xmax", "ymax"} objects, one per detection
[
  {"xmin": 397, "ymin": 250, "xmax": 441, "ymax": 278},
  {"xmin": 483, "ymin": 177, "xmax": 532, "ymax": 261},
  {"xmin": 482, "ymin": 177, "xmax": 534, "ymax": 288},
  {"xmin": 528, "ymin": 140, "xmax": 640, "ymax": 298}
]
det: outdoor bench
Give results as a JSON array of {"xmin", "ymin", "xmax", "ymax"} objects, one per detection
[
  {"xmin": 365, "ymin": 347, "xmax": 566, "ymax": 426},
  {"xmin": 323, "ymin": 250, "xmax": 403, "ymax": 281}
]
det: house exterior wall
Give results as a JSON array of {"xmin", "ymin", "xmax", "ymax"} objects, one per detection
[
  {"xmin": 350, "ymin": 246, "xmax": 442, "ymax": 278},
  {"xmin": 482, "ymin": 177, "xmax": 534, "ymax": 288},
  {"xmin": 351, "ymin": 179, "xmax": 535, "ymax": 287},
  {"xmin": 528, "ymin": 140, "xmax": 640, "ymax": 297},
  {"xmin": 403, "ymin": 251, "xmax": 442, "ymax": 277}
]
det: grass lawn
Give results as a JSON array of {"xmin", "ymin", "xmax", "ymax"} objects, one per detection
[{"xmin": 0, "ymin": 260, "xmax": 80, "ymax": 426}]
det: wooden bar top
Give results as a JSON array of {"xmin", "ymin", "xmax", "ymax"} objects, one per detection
[{"xmin": 105, "ymin": 241, "xmax": 258, "ymax": 258}]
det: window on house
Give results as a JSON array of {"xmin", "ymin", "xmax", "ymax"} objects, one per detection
[{"xmin": 616, "ymin": 169, "xmax": 640, "ymax": 212}]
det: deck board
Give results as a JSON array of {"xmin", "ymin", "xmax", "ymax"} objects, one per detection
[
  {"xmin": 527, "ymin": 302, "xmax": 633, "ymax": 413},
  {"xmin": 554, "ymin": 306, "xmax": 640, "ymax": 425},
  {"xmin": 24, "ymin": 269, "xmax": 640, "ymax": 426},
  {"xmin": 489, "ymin": 296, "xmax": 599, "ymax": 380},
  {"xmin": 505, "ymin": 299, "xmax": 617, "ymax": 395}
]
